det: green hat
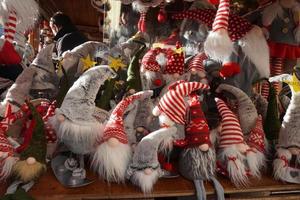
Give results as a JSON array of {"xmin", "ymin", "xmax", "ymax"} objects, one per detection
[{"xmin": 126, "ymin": 40, "xmax": 146, "ymax": 93}]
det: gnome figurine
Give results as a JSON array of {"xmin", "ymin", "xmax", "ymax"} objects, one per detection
[
  {"xmin": 49, "ymin": 65, "xmax": 116, "ymax": 187},
  {"xmin": 272, "ymin": 72, "xmax": 300, "ymax": 183},
  {"xmin": 178, "ymin": 93, "xmax": 225, "ymax": 200},
  {"xmin": 92, "ymin": 90, "xmax": 153, "ymax": 183}
]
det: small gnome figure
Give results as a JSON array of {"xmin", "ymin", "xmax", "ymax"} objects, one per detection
[
  {"xmin": 92, "ymin": 90, "xmax": 153, "ymax": 183},
  {"xmin": 49, "ymin": 65, "xmax": 116, "ymax": 186},
  {"xmin": 178, "ymin": 93, "xmax": 225, "ymax": 200},
  {"xmin": 187, "ymin": 52, "xmax": 208, "ymax": 83},
  {"xmin": 215, "ymin": 98, "xmax": 267, "ymax": 187},
  {"xmin": 126, "ymin": 126, "xmax": 177, "ymax": 193},
  {"xmin": 272, "ymin": 72, "xmax": 300, "ymax": 183},
  {"xmin": 261, "ymin": 0, "xmax": 300, "ymax": 94}
]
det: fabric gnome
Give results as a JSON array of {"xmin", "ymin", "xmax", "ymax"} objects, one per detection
[
  {"xmin": 261, "ymin": 0, "xmax": 300, "ymax": 95},
  {"xmin": 49, "ymin": 65, "xmax": 116, "ymax": 182},
  {"xmin": 178, "ymin": 93, "xmax": 225, "ymax": 200},
  {"xmin": 92, "ymin": 90, "xmax": 153, "ymax": 183},
  {"xmin": 215, "ymin": 97, "xmax": 267, "ymax": 187},
  {"xmin": 172, "ymin": 0, "xmax": 270, "ymax": 95},
  {"xmin": 0, "ymin": 0, "xmax": 39, "ymax": 65},
  {"xmin": 0, "ymin": 44, "xmax": 58, "ymax": 117},
  {"xmin": 272, "ymin": 72, "xmax": 300, "ymax": 183},
  {"xmin": 126, "ymin": 126, "xmax": 178, "ymax": 193}
]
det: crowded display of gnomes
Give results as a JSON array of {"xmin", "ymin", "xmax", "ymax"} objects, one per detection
[{"xmin": 0, "ymin": 0, "xmax": 300, "ymax": 199}]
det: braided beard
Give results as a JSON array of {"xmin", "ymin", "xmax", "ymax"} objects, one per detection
[{"xmin": 179, "ymin": 147, "xmax": 216, "ymax": 180}]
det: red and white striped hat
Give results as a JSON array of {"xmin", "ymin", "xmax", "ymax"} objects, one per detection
[
  {"xmin": 101, "ymin": 90, "xmax": 153, "ymax": 144},
  {"xmin": 154, "ymin": 81, "xmax": 210, "ymax": 125},
  {"xmin": 212, "ymin": 0, "xmax": 230, "ymax": 32},
  {"xmin": 4, "ymin": 11, "xmax": 17, "ymax": 44},
  {"xmin": 215, "ymin": 98, "xmax": 244, "ymax": 149},
  {"xmin": 247, "ymin": 115, "xmax": 265, "ymax": 153},
  {"xmin": 187, "ymin": 52, "xmax": 207, "ymax": 73}
]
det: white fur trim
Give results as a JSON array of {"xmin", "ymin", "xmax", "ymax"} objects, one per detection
[
  {"xmin": 152, "ymin": 106, "xmax": 161, "ymax": 116},
  {"xmin": 158, "ymin": 113, "xmax": 175, "ymax": 127},
  {"xmin": 239, "ymin": 26, "xmax": 270, "ymax": 78},
  {"xmin": 92, "ymin": 142, "xmax": 132, "ymax": 183},
  {"xmin": 204, "ymin": 29, "xmax": 234, "ymax": 62},
  {"xmin": 155, "ymin": 53, "xmax": 167, "ymax": 67},
  {"xmin": 246, "ymin": 149, "xmax": 266, "ymax": 178},
  {"xmin": 131, "ymin": 169, "xmax": 160, "ymax": 193}
]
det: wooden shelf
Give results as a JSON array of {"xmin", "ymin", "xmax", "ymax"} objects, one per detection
[{"xmin": 1, "ymin": 167, "xmax": 300, "ymax": 200}]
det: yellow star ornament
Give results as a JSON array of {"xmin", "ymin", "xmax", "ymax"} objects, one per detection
[
  {"xmin": 283, "ymin": 73, "xmax": 300, "ymax": 93},
  {"xmin": 81, "ymin": 55, "xmax": 97, "ymax": 72},
  {"xmin": 108, "ymin": 56, "xmax": 126, "ymax": 71}
]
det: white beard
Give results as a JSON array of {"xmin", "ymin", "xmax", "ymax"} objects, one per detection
[
  {"xmin": 274, "ymin": 148, "xmax": 292, "ymax": 181},
  {"xmin": 48, "ymin": 115, "xmax": 104, "ymax": 154},
  {"xmin": 246, "ymin": 149, "xmax": 266, "ymax": 179},
  {"xmin": 130, "ymin": 169, "xmax": 160, "ymax": 193},
  {"xmin": 92, "ymin": 142, "xmax": 132, "ymax": 183}
]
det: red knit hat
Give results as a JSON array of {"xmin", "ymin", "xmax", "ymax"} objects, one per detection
[
  {"xmin": 164, "ymin": 43, "xmax": 185, "ymax": 75},
  {"xmin": 101, "ymin": 90, "xmax": 153, "ymax": 144},
  {"xmin": 153, "ymin": 81, "xmax": 210, "ymax": 125},
  {"xmin": 172, "ymin": 9, "xmax": 252, "ymax": 42},
  {"xmin": 142, "ymin": 48, "xmax": 166, "ymax": 72},
  {"xmin": 247, "ymin": 115, "xmax": 265, "ymax": 153},
  {"xmin": 215, "ymin": 98, "xmax": 244, "ymax": 149},
  {"xmin": 188, "ymin": 52, "xmax": 207, "ymax": 73},
  {"xmin": 185, "ymin": 93, "xmax": 211, "ymax": 147}
]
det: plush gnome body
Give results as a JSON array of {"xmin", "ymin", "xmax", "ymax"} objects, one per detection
[
  {"xmin": 49, "ymin": 65, "xmax": 116, "ymax": 155},
  {"xmin": 126, "ymin": 126, "xmax": 178, "ymax": 193},
  {"xmin": 261, "ymin": 0, "xmax": 300, "ymax": 94},
  {"xmin": 178, "ymin": 93, "xmax": 225, "ymax": 200},
  {"xmin": 272, "ymin": 73, "xmax": 300, "ymax": 183},
  {"xmin": 0, "ymin": 44, "xmax": 58, "ymax": 117},
  {"xmin": 0, "ymin": 0, "xmax": 39, "ymax": 65},
  {"xmin": 215, "ymin": 98, "xmax": 267, "ymax": 187},
  {"xmin": 172, "ymin": 0, "xmax": 270, "ymax": 95},
  {"xmin": 92, "ymin": 90, "xmax": 153, "ymax": 183}
]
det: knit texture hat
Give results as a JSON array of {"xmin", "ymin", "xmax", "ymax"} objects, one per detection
[
  {"xmin": 185, "ymin": 93, "xmax": 211, "ymax": 147},
  {"xmin": 215, "ymin": 98, "xmax": 244, "ymax": 148},
  {"xmin": 247, "ymin": 115, "xmax": 265, "ymax": 153},
  {"xmin": 101, "ymin": 90, "xmax": 153, "ymax": 144},
  {"xmin": 153, "ymin": 80, "xmax": 210, "ymax": 125}
]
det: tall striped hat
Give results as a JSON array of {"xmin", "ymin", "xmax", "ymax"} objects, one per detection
[
  {"xmin": 4, "ymin": 11, "xmax": 17, "ymax": 44},
  {"xmin": 101, "ymin": 90, "xmax": 153, "ymax": 144},
  {"xmin": 153, "ymin": 81, "xmax": 210, "ymax": 125},
  {"xmin": 212, "ymin": 0, "xmax": 230, "ymax": 32},
  {"xmin": 215, "ymin": 98, "xmax": 244, "ymax": 148},
  {"xmin": 187, "ymin": 52, "xmax": 207, "ymax": 73}
]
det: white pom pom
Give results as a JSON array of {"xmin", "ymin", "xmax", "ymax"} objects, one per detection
[
  {"xmin": 155, "ymin": 53, "xmax": 167, "ymax": 67},
  {"xmin": 152, "ymin": 106, "xmax": 161, "ymax": 116}
]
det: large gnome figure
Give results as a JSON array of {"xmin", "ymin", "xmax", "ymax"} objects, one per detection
[
  {"xmin": 172, "ymin": 0, "xmax": 270, "ymax": 95},
  {"xmin": 272, "ymin": 72, "xmax": 300, "ymax": 183},
  {"xmin": 92, "ymin": 90, "xmax": 153, "ymax": 183},
  {"xmin": 49, "ymin": 65, "xmax": 116, "ymax": 187}
]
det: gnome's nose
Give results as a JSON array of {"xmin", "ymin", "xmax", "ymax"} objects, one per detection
[
  {"xmin": 107, "ymin": 138, "xmax": 119, "ymax": 147},
  {"xmin": 26, "ymin": 157, "xmax": 36, "ymax": 165},
  {"xmin": 199, "ymin": 144, "xmax": 209, "ymax": 152},
  {"xmin": 144, "ymin": 168, "xmax": 153, "ymax": 175}
]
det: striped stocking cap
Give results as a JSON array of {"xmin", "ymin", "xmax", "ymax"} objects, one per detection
[
  {"xmin": 212, "ymin": 0, "xmax": 230, "ymax": 32},
  {"xmin": 154, "ymin": 81, "xmax": 210, "ymax": 125},
  {"xmin": 188, "ymin": 52, "xmax": 207, "ymax": 73},
  {"xmin": 4, "ymin": 11, "xmax": 17, "ymax": 44},
  {"xmin": 215, "ymin": 98, "xmax": 244, "ymax": 148},
  {"xmin": 100, "ymin": 90, "xmax": 153, "ymax": 144}
]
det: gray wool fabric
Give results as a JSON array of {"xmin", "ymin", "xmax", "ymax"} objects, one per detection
[
  {"xmin": 31, "ymin": 43, "xmax": 55, "ymax": 73},
  {"xmin": 217, "ymin": 84, "xmax": 258, "ymax": 135},
  {"xmin": 70, "ymin": 41, "xmax": 108, "ymax": 58},
  {"xmin": 251, "ymin": 93, "xmax": 268, "ymax": 121},
  {"xmin": 57, "ymin": 65, "xmax": 116, "ymax": 123},
  {"xmin": 279, "ymin": 92, "xmax": 300, "ymax": 149}
]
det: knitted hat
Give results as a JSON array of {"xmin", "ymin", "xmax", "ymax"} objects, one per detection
[
  {"xmin": 57, "ymin": 65, "xmax": 116, "ymax": 123},
  {"xmin": 164, "ymin": 43, "xmax": 185, "ymax": 75},
  {"xmin": 188, "ymin": 52, "xmax": 207, "ymax": 73},
  {"xmin": 153, "ymin": 81, "xmax": 210, "ymax": 125},
  {"xmin": 31, "ymin": 43, "xmax": 55, "ymax": 73},
  {"xmin": 101, "ymin": 90, "xmax": 153, "ymax": 144},
  {"xmin": 141, "ymin": 48, "xmax": 165, "ymax": 72},
  {"xmin": 215, "ymin": 98, "xmax": 244, "ymax": 148},
  {"xmin": 185, "ymin": 93, "xmax": 211, "ymax": 147},
  {"xmin": 247, "ymin": 115, "xmax": 265, "ymax": 153}
]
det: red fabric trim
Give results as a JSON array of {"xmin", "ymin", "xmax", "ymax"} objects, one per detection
[{"xmin": 268, "ymin": 41, "xmax": 300, "ymax": 59}]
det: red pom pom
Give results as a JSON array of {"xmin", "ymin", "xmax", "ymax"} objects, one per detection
[
  {"xmin": 219, "ymin": 62, "xmax": 241, "ymax": 78},
  {"xmin": 0, "ymin": 40, "xmax": 22, "ymax": 65},
  {"xmin": 157, "ymin": 11, "xmax": 167, "ymax": 23},
  {"xmin": 163, "ymin": 162, "xmax": 173, "ymax": 171},
  {"xmin": 153, "ymin": 79, "xmax": 162, "ymax": 87},
  {"xmin": 208, "ymin": 0, "xmax": 219, "ymax": 5}
]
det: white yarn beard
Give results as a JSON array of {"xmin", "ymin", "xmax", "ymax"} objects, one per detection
[
  {"xmin": 273, "ymin": 148, "xmax": 292, "ymax": 181},
  {"xmin": 48, "ymin": 115, "xmax": 104, "ymax": 154},
  {"xmin": 0, "ymin": 156, "xmax": 17, "ymax": 180},
  {"xmin": 131, "ymin": 169, "xmax": 160, "ymax": 193},
  {"xmin": 92, "ymin": 141, "xmax": 132, "ymax": 183},
  {"xmin": 246, "ymin": 149, "xmax": 266, "ymax": 179},
  {"xmin": 218, "ymin": 146, "xmax": 249, "ymax": 187},
  {"xmin": 238, "ymin": 26, "xmax": 270, "ymax": 78}
]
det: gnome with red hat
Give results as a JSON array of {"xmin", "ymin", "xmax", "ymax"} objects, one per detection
[
  {"xmin": 172, "ymin": 0, "xmax": 270, "ymax": 95},
  {"xmin": 92, "ymin": 90, "xmax": 153, "ymax": 183}
]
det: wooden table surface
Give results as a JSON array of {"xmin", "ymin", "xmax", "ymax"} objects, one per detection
[{"xmin": 1, "ymin": 168, "xmax": 300, "ymax": 200}]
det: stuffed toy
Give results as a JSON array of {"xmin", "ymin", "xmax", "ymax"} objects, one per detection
[
  {"xmin": 49, "ymin": 65, "xmax": 116, "ymax": 186},
  {"xmin": 261, "ymin": 0, "xmax": 300, "ymax": 94},
  {"xmin": 271, "ymin": 72, "xmax": 300, "ymax": 183},
  {"xmin": 172, "ymin": 0, "xmax": 270, "ymax": 95},
  {"xmin": 92, "ymin": 90, "xmax": 153, "ymax": 183}
]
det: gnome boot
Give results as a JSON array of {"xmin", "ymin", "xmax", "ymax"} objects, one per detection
[
  {"xmin": 211, "ymin": 177, "xmax": 225, "ymax": 200},
  {"xmin": 193, "ymin": 179, "xmax": 206, "ymax": 200}
]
